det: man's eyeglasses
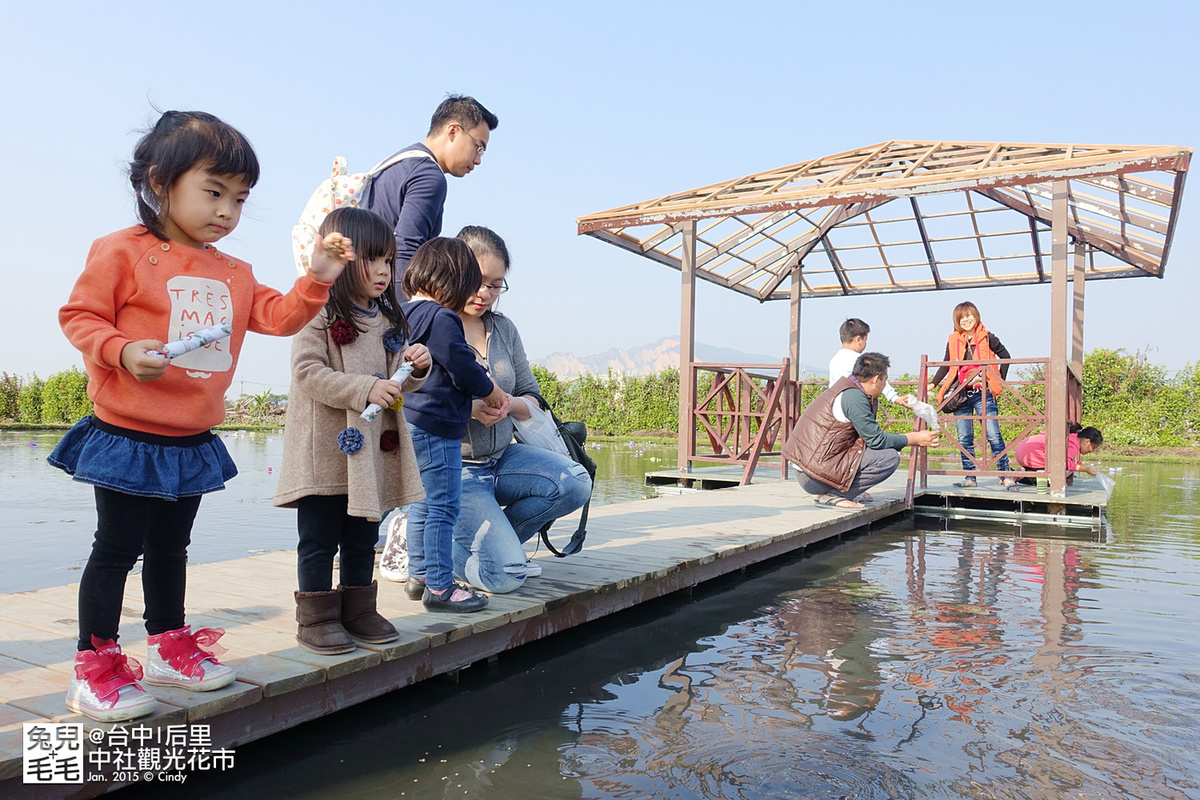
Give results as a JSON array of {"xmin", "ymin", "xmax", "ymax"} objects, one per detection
[
  {"xmin": 455, "ymin": 124, "xmax": 487, "ymax": 156},
  {"xmin": 479, "ymin": 280, "xmax": 508, "ymax": 295}
]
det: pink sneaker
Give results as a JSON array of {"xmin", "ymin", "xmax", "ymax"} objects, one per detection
[
  {"xmin": 65, "ymin": 637, "xmax": 156, "ymax": 722},
  {"xmin": 145, "ymin": 626, "xmax": 235, "ymax": 691}
]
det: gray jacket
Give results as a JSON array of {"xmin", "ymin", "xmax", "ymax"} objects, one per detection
[{"xmin": 462, "ymin": 312, "xmax": 540, "ymax": 461}]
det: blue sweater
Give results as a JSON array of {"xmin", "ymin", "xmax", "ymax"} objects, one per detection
[
  {"xmin": 401, "ymin": 300, "xmax": 495, "ymax": 439},
  {"xmin": 367, "ymin": 143, "xmax": 446, "ymax": 279}
]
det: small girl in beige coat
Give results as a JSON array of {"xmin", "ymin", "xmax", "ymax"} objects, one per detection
[{"xmin": 274, "ymin": 208, "xmax": 430, "ymax": 654}]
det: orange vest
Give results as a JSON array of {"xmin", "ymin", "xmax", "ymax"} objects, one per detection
[{"xmin": 937, "ymin": 323, "xmax": 1004, "ymax": 402}]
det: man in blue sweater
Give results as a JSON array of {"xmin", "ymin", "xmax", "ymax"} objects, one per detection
[{"xmin": 369, "ymin": 95, "xmax": 499, "ymax": 289}]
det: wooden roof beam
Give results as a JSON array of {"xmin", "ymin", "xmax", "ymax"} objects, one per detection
[
  {"xmin": 973, "ymin": 188, "xmax": 1162, "ymax": 274},
  {"xmin": 910, "ymin": 197, "xmax": 944, "ymax": 289},
  {"xmin": 1029, "ymin": 213, "xmax": 1047, "ymax": 282},
  {"xmin": 1159, "ymin": 169, "xmax": 1190, "ymax": 277},
  {"xmin": 696, "ymin": 210, "xmax": 799, "ymax": 268},
  {"xmin": 756, "ymin": 200, "xmax": 892, "ymax": 298},
  {"xmin": 997, "ymin": 185, "xmax": 1166, "ymax": 256}
]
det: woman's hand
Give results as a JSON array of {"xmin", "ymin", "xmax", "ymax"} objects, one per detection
[
  {"xmin": 367, "ymin": 379, "xmax": 402, "ymax": 409},
  {"xmin": 121, "ymin": 340, "xmax": 169, "ymax": 382},
  {"xmin": 308, "ymin": 233, "xmax": 356, "ymax": 283},
  {"xmin": 404, "ymin": 343, "xmax": 431, "ymax": 376},
  {"xmin": 481, "ymin": 383, "xmax": 508, "ymax": 409},
  {"xmin": 504, "ymin": 395, "xmax": 536, "ymax": 422},
  {"xmin": 471, "ymin": 398, "xmax": 508, "ymax": 427}
]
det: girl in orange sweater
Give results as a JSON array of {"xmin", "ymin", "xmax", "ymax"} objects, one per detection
[{"xmin": 49, "ymin": 110, "xmax": 354, "ymax": 722}]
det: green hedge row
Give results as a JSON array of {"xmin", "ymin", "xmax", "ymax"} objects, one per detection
[{"xmin": 5, "ymin": 349, "xmax": 1197, "ymax": 447}]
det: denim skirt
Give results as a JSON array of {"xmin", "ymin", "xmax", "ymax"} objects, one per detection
[{"xmin": 48, "ymin": 416, "xmax": 238, "ymax": 500}]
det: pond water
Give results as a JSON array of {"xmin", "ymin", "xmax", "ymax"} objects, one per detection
[
  {"xmin": 5, "ymin": 432, "xmax": 1200, "ymax": 799},
  {"xmin": 0, "ymin": 430, "xmax": 668, "ymax": 594}
]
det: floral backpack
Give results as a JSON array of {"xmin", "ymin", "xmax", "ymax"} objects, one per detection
[{"xmin": 291, "ymin": 149, "xmax": 435, "ymax": 276}]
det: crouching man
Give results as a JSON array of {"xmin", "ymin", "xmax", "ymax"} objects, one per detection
[{"xmin": 783, "ymin": 352, "xmax": 939, "ymax": 509}]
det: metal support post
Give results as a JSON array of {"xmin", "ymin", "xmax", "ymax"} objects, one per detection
[
  {"xmin": 678, "ymin": 220, "xmax": 697, "ymax": 474},
  {"xmin": 1047, "ymin": 181, "xmax": 1069, "ymax": 496}
]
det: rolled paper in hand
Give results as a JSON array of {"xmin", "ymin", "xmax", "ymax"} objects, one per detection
[
  {"xmin": 150, "ymin": 323, "xmax": 234, "ymax": 359},
  {"xmin": 360, "ymin": 361, "xmax": 415, "ymax": 422}
]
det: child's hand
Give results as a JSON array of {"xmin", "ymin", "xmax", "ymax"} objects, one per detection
[
  {"xmin": 121, "ymin": 340, "xmax": 170, "ymax": 382},
  {"xmin": 404, "ymin": 343, "xmax": 431, "ymax": 375},
  {"xmin": 367, "ymin": 379, "xmax": 402, "ymax": 409},
  {"xmin": 308, "ymin": 233, "xmax": 356, "ymax": 283},
  {"xmin": 482, "ymin": 384, "xmax": 507, "ymax": 410}
]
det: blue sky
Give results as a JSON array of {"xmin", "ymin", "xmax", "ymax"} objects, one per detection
[{"xmin": 3, "ymin": 1, "xmax": 1197, "ymax": 396}]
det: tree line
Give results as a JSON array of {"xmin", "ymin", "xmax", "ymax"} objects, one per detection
[{"xmin": 3, "ymin": 348, "xmax": 1197, "ymax": 448}]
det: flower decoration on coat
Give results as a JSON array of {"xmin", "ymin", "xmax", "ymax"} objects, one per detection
[
  {"xmin": 382, "ymin": 328, "xmax": 406, "ymax": 353},
  {"xmin": 380, "ymin": 430, "xmax": 399, "ymax": 452},
  {"xmin": 337, "ymin": 427, "xmax": 364, "ymax": 455},
  {"xmin": 330, "ymin": 319, "xmax": 358, "ymax": 345}
]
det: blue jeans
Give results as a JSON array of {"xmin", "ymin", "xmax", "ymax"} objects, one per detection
[
  {"xmin": 406, "ymin": 424, "xmax": 462, "ymax": 593},
  {"xmin": 955, "ymin": 388, "xmax": 1009, "ymax": 472},
  {"xmin": 409, "ymin": 443, "xmax": 592, "ymax": 594}
]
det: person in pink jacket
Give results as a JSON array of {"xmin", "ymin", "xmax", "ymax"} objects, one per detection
[{"xmin": 1012, "ymin": 425, "xmax": 1104, "ymax": 485}]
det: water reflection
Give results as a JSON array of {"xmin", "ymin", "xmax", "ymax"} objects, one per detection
[{"xmin": 12, "ymin": 428, "xmax": 1200, "ymax": 799}]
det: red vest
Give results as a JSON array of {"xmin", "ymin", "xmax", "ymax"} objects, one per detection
[{"xmin": 937, "ymin": 323, "xmax": 1003, "ymax": 402}]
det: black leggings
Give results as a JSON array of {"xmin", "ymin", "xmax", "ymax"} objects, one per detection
[
  {"xmin": 295, "ymin": 494, "xmax": 380, "ymax": 592},
  {"xmin": 77, "ymin": 487, "xmax": 201, "ymax": 651}
]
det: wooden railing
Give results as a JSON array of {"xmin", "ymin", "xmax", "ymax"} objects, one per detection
[
  {"xmin": 688, "ymin": 361, "xmax": 799, "ymax": 485},
  {"xmin": 904, "ymin": 355, "xmax": 1079, "ymax": 506},
  {"xmin": 688, "ymin": 356, "xmax": 1079, "ymax": 498}
]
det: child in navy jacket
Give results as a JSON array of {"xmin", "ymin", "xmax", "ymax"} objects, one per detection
[{"xmin": 401, "ymin": 238, "xmax": 507, "ymax": 612}]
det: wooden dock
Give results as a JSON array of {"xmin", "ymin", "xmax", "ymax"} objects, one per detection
[{"xmin": 0, "ymin": 471, "xmax": 1111, "ymax": 797}]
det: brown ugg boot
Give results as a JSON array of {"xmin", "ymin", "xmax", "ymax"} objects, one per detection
[
  {"xmin": 339, "ymin": 581, "xmax": 399, "ymax": 644},
  {"xmin": 295, "ymin": 590, "xmax": 356, "ymax": 654}
]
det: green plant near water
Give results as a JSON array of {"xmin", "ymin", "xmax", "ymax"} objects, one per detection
[
  {"xmin": 16, "ymin": 374, "xmax": 45, "ymax": 423},
  {"xmin": 3, "ymin": 369, "xmax": 93, "ymax": 424},
  {"xmin": 531, "ymin": 365, "xmax": 679, "ymax": 435},
  {"xmin": 5, "ymin": 348, "xmax": 1197, "ymax": 447},
  {"xmin": 227, "ymin": 390, "xmax": 288, "ymax": 426},
  {"xmin": 0, "ymin": 372, "xmax": 21, "ymax": 420},
  {"xmin": 40, "ymin": 368, "xmax": 92, "ymax": 423},
  {"xmin": 1081, "ymin": 348, "xmax": 1199, "ymax": 447}
]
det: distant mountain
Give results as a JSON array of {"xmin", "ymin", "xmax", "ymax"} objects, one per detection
[{"xmin": 534, "ymin": 336, "xmax": 826, "ymax": 378}]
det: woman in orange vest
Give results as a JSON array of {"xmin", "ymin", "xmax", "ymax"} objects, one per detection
[{"xmin": 930, "ymin": 302, "xmax": 1015, "ymax": 488}]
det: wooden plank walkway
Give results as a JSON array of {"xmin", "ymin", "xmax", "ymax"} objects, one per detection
[{"xmin": 0, "ymin": 471, "xmax": 1111, "ymax": 797}]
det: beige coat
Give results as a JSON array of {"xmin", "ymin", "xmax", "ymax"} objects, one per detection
[{"xmin": 274, "ymin": 309, "xmax": 426, "ymax": 521}]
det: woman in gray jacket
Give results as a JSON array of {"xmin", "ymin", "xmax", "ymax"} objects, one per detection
[{"xmin": 401, "ymin": 226, "xmax": 592, "ymax": 595}]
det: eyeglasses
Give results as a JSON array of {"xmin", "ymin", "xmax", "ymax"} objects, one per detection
[
  {"xmin": 455, "ymin": 124, "xmax": 487, "ymax": 156},
  {"xmin": 479, "ymin": 279, "xmax": 508, "ymax": 295}
]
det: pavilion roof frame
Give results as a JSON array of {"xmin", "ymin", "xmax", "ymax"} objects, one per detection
[{"xmin": 576, "ymin": 140, "xmax": 1192, "ymax": 301}]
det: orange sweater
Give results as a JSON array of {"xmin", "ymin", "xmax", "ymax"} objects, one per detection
[{"xmin": 60, "ymin": 226, "xmax": 332, "ymax": 436}]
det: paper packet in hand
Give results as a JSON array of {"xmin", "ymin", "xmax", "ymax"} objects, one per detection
[
  {"xmin": 911, "ymin": 399, "xmax": 939, "ymax": 431},
  {"xmin": 361, "ymin": 361, "xmax": 415, "ymax": 422},
  {"xmin": 149, "ymin": 323, "xmax": 233, "ymax": 359}
]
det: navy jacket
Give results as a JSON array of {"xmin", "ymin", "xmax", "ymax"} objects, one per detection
[
  {"xmin": 367, "ymin": 143, "xmax": 446, "ymax": 281},
  {"xmin": 401, "ymin": 300, "xmax": 495, "ymax": 439}
]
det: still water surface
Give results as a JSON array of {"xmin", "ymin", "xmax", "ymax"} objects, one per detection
[
  {"xmin": 0, "ymin": 430, "xmax": 665, "ymax": 594},
  {"xmin": 4, "ymin": 432, "xmax": 1199, "ymax": 798}
]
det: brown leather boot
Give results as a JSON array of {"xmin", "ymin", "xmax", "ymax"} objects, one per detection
[
  {"xmin": 339, "ymin": 581, "xmax": 399, "ymax": 644},
  {"xmin": 294, "ymin": 590, "xmax": 356, "ymax": 654}
]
